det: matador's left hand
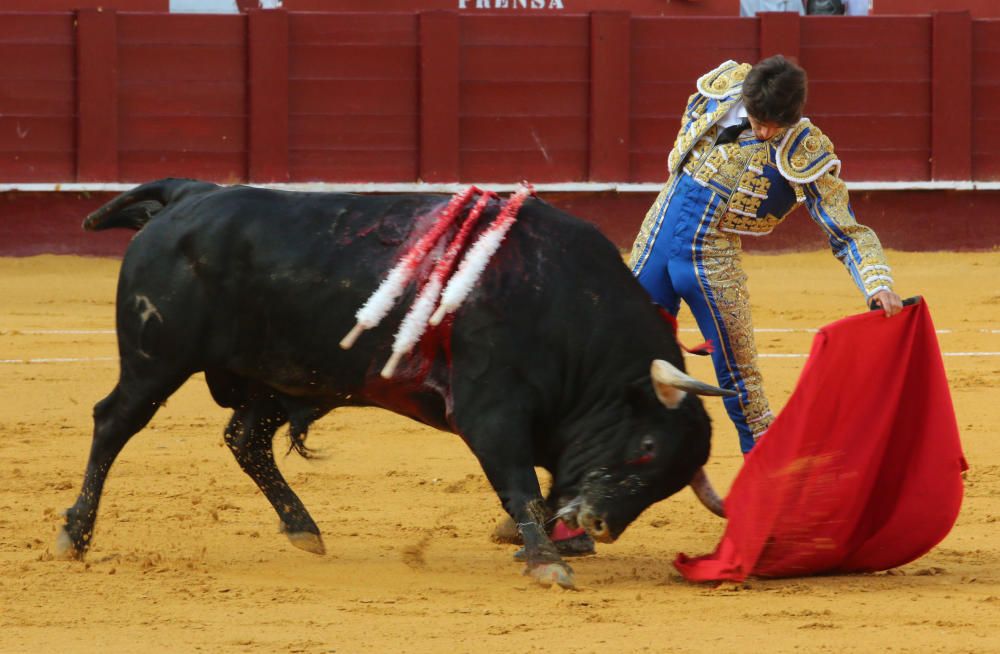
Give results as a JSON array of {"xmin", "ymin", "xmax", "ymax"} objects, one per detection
[{"xmin": 870, "ymin": 290, "xmax": 904, "ymax": 317}]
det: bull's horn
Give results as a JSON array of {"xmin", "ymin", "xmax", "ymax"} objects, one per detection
[
  {"xmin": 690, "ymin": 467, "xmax": 725, "ymax": 518},
  {"xmin": 650, "ymin": 359, "xmax": 738, "ymax": 409}
]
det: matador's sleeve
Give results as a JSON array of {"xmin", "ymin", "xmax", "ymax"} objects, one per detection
[{"xmin": 777, "ymin": 120, "xmax": 894, "ymax": 301}]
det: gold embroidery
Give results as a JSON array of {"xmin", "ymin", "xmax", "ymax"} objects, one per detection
[
  {"xmin": 778, "ymin": 119, "xmax": 840, "ymax": 183},
  {"xmin": 729, "ymin": 192, "xmax": 762, "ymax": 215},
  {"xmin": 694, "ymin": 247, "xmax": 773, "ymax": 436},
  {"xmin": 746, "ymin": 174, "xmax": 771, "ymax": 197},
  {"xmin": 628, "ymin": 180, "xmax": 675, "ymax": 269},
  {"xmin": 686, "ymin": 139, "xmax": 747, "ymax": 191},
  {"xmin": 808, "ymin": 172, "xmax": 894, "ymax": 298},
  {"xmin": 696, "ymin": 61, "xmax": 751, "ymax": 98},
  {"xmin": 748, "ymin": 146, "xmax": 769, "ymax": 172},
  {"xmin": 668, "ymin": 97, "xmax": 741, "ymax": 175},
  {"xmin": 720, "ymin": 211, "xmax": 771, "ymax": 235}
]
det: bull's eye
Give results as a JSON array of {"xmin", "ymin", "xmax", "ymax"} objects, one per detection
[{"xmin": 627, "ymin": 436, "xmax": 657, "ymax": 466}]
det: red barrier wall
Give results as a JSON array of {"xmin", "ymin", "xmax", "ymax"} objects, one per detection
[
  {"xmin": 873, "ymin": 0, "xmax": 1000, "ymax": 18},
  {"xmin": 0, "ymin": 10, "xmax": 989, "ymax": 185},
  {"xmin": 0, "ymin": 14, "xmax": 76, "ymax": 182},
  {"xmin": 1, "ymin": 9, "xmax": 997, "ymax": 254}
]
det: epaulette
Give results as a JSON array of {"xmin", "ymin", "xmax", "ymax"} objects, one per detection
[
  {"xmin": 696, "ymin": 60, "xmax": 752, "ymax": 100},
  {"xmin": 776, "ymin": 119, "xmax": 842, "ymax": 184}
]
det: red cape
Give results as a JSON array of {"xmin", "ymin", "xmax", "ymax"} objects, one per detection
[{"xmin": 675, "ymin": 299, "xmax": 966, "ymax": 582}]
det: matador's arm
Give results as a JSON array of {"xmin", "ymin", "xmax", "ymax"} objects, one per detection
[{"xmin": 778, "ymin": 120, "xmax": 895, "ymax": 303}]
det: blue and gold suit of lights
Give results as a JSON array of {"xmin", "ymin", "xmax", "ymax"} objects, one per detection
[{"xmin": 630, "ymin": 60, "xmax": 895, "ymax": 453}]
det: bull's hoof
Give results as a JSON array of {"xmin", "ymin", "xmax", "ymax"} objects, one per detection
[
  {"xmin": 490, "ymin": 517, "xmax": 521, "ymax": 545},
  {"xmin": 54, "ymin": 527, "xmax": 85, "ymax": 561},
  {"xmin": 286, "ymin": 530, "xmax": 326, "ymax": 555},
  {"xmin": 513, "ymin": 532, "xmax": 596, "ymax": 561},
  {"xmin": 526, "ymin": 562, "xmax": 575, "ymax": 589}
]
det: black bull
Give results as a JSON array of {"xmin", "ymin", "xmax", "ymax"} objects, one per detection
[{"xmin": 57, "ymin": 178, "xmax": 733, "ymax": 588}]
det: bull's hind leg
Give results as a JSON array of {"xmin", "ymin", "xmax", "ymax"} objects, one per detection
[
  {"xmin": 224, "ymin": 397, "xmax": 325, "ymax": 555},
  {"xmin": 57, "ymin": 375, "xmax": 184, "ymax": 559}
]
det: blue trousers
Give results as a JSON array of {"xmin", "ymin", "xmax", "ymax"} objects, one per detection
[{"xmin": 632, "ymin": 173, "xmax": 773, "ymax": 453}]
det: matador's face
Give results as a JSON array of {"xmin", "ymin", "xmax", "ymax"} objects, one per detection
[{"xmin": 747, "ymin": 114, "xmax": 785, "ymax": 141}]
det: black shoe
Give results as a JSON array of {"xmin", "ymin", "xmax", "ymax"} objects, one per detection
[{"xmin": 513, "ymin": 533, "xmax": 596, "ymax": 561}]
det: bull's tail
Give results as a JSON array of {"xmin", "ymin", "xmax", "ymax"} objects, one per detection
[{"xmin": 82, "ymin": 178, "xmax": 219, "ymax": 232}]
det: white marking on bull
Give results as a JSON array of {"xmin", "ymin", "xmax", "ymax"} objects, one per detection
[
  {"xmin": 135, "ymin": 294, "xmax": 162, "ymax": 325},
  {"xmin": 134, "ymin": 294, "xmax": 163, "ymax": 359}
]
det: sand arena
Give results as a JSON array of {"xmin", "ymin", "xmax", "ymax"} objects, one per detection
[{"xmin": 1, "ymin": 250, "xmax": 997, "ymax": 653}]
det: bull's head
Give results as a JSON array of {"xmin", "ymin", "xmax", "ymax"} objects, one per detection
[{"xmin": 562, "ymin": 359, "xmax": 732, "ymax": 543}]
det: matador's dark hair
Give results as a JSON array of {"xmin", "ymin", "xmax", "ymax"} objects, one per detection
[{"xmin": 743, "ymin": 55, "xmax": 807, "ymax": 127}]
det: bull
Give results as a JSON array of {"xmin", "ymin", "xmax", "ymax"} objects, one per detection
[{"xmin": 57, "ymin": 178, "xmax": 733, "ymax": 588}]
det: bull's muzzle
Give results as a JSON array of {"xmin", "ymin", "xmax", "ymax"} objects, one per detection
[{"xmin": 577, "ymin": 507, "xmax": 613, "ymax": 543}]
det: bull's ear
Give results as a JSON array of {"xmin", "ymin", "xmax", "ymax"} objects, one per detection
[{"xmin": 650, "ymin": 360, "xmax": 686, "ymax": 409}]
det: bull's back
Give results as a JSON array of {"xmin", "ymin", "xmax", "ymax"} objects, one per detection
[
  {"xmin": 116, "ymin": 188, "xmax": 450, "ymax": 394},
  {"xmin": 113, "ymin": 185, "xmax": 670, "ymax": 417}
]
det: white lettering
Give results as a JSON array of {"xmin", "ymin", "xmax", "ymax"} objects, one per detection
[{"xmin": 457, "ymin": 0, "xmax": 565, "ymax": 9}]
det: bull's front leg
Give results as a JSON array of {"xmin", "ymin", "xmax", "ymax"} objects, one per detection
[
  {"xmin": 449, "ymin": 336, "xmax": 573, "ymax": 588},
  {"xmin": 472, "ymin": 447, "xmax": 575, "ymax": 589}
]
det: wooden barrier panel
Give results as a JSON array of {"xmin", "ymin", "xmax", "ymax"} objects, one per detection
[
  {"xmin": 972, "ymin": 20, "xmax": 1000, "ymax": 180},
  {"xmin": 249, "ymin": 9, "xmax": 290, "ymax": 182},
  {"xmin": 800, "ymin": 16, "xmax": 931, "ymax": 182},
  {"xmin": 931, "ymin": 12, "xmax": 972, "ymax": 181},
  {"xmin": 117, "ymin": 13, "xmax": 247, "ymax": 182},
  {"xmin": 589, "ymin": 11, "xmax": 630, "ymax": 181},
  {"xmin": 0, "ymin": 13, "xmax": 76, "ymax": 182},
  {"xmin": 288, "ymin": 13, "xmax": 419, "ymax": 182},
  {"xmin": 419, "ymin": 11, "xmax": 461, "ymax": 182},
  {"xmin": 458, "ymin": 15, "xmax": 590, "ymax": 182},
  {"xmin": 0, "ymin": 10, "xmax": 998, "ymax": 185},
  {"xmin": 76, "ymin": 9, "xmax": 119, "ymax": 182}
]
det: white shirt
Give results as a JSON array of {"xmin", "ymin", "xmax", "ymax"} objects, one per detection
[{"xmin": 718, "ymin": 101, "xmax": 750, "ymax": 131}]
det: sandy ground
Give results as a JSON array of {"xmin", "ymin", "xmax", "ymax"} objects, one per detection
[{"xmin": 0, "ymin": 251, "xmax": 998, "ymax": 654}]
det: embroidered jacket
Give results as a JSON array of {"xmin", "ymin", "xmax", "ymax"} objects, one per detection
[{"xmin": 634, "ymin": 60, "xmax": 893, "ymax": 300}]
